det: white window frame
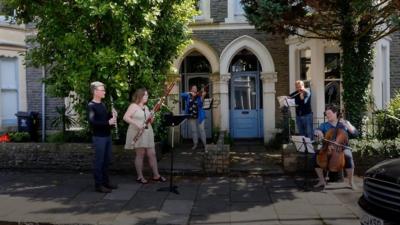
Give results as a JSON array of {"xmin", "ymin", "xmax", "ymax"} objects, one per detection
[
  {"xmin": 225, "ymin": 0, "xmax": 247, "ymax": 23},
  {"xmin": 324, "ymin": 52, "xmax": 343, "ymax": 110},
  {"xmin": 381, "ymin": 44, "xmax": 390, "ymax": 108},
  {"xmin": 194, "ymin": 0, "xmax": 213, "ymax": 23},
  {"xmin": 0, "ymin": 9, "xmax": 16, "ymax": 24},
  {"xmin": 0, "ymin": 57, "xmax": 19, "ymax": 126}
]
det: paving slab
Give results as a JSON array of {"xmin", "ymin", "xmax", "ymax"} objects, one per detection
[{"xmin": 104, "ymin": 183, "xmax": 140, "ymax": 201}]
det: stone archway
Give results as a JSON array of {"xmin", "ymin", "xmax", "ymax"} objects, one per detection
[{"xmin": 173, "ymin": 38, "xmax": 219, "ymax": 74}]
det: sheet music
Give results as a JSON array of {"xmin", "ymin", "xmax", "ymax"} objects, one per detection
[
  {"xmin": 277, "ymin": 96, "xmax": 295, "ymax": 108},
  {"xmin": 203, "ymin": 98, "xmax": 213, "ymax": 110},
  {"xmin": 291, "ymin": 135, "xmax": 315, "ymax": 153}
]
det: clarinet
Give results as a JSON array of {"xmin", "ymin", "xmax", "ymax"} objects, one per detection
[
  {"xmin": 132, "ymin": 80, "xmax": 177, "ymax": 144},
  {"xmin": 110, "ymin": 96, "xmax": 119, "ymax": 140}
]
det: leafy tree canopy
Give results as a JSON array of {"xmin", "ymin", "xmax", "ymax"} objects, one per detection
[
  {"xmin": 4, "ymin": 0, "xmax": 196, "ymax": 128},
  {"xmin": 243, "ymin": 0, "xmax": 400, "ymax": 41}
]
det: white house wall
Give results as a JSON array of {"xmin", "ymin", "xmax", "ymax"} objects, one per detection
[
  {"xmin": 372, "ymin": 38, "xmax": 391, "ymax": 109},
  {"xmin": 0, "ymin": 25, "xmax": 27, "ymax": 129}
]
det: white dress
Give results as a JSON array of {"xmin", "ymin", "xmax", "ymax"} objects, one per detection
[{"xmin": 124, "ymin": 105, "xmax": 155, "ymax": 149}]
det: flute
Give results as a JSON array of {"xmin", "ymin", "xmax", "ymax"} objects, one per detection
[{"xmin": 110, "ymin": 96, "xmax": 119, "ymax": 140}]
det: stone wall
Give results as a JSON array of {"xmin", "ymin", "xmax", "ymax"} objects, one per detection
[{"xmin": 0, "ymin": 143, "xmax": 140, "ymax": 172}]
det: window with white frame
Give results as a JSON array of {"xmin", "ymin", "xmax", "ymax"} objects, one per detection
[
  {"xmin": 324, "ymin": 53, "xmax": 342, "ymax": 109},
  {"xmin": 194, "ymin": 0, "xmax": 212, "ymax": 22},
  {"xmin": 0, "ymin": 57, "xmax": 19, "ymax": 126},
  {"xmin": 225, "ymin": 0, "xmax": 247, "ymax": 23},
  {"xmin": 0, "ymin": 3, "xmax": 16, "ymax": 24}
]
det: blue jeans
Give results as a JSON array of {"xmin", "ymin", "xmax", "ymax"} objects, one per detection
[
  {"xmin": 296, "ymin": 113, "xmax": 313, "ymax": 139},
  {"xmin": 92, "ymin": 136, "xmax": 112, "ymax": 187}
]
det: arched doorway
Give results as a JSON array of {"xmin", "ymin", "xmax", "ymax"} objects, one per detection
[
  {"xmin": 229, "ymin": 49, "xmax": 263, "ymax": 138},
  {"xmin": 180, "ymin": 51, "xmax": 212, "ymax": 139}
]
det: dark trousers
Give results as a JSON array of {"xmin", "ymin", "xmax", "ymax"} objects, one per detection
[{"xmin": 92, "ymin": 135, "xmax": 112, "ymax": 187}]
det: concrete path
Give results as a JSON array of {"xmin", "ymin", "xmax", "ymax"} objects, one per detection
[
  {"xmin": 158, "ymin": 142, "xmax": 284, "ymax": 175},
  {"xmin": 0, "ymin": 171, "xmax": 363, "ymax": 225}
]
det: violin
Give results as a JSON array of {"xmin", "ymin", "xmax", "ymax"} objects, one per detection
[
  {"xmin": 190, "ymin": 83, "xmax": 210, "ymax": 98},
  {"xmin": 316, "ymin": 115, "xmax": 348, "ymax": 172}
]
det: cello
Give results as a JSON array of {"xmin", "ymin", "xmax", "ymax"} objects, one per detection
[{"xmin": 316, "ymin": 117, "xmax": 349, "ymax": 172}]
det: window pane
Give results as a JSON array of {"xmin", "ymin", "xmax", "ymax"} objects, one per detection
[
  {"xmin": 230, "ymin": 50, "xmax": 259, "ymax": 72},
  {"xmin": 325, "ymin": 53, "xmax": 340, "ymax": 79},
  {"xmin": 300, "ymin": 49, "xmax": 311, "ymax": 81},
  {"xmin": 185, "ymin": 55, "xmax": 211, "ymax": 73},
  {"xmin": 1, "ymin": 90, "xmax": 18, "ymax": 121},
  {"xmin": 233, "ymin": 76, "xmax": 256, "ymax": 110},
  {"xmin": 0, "ymin": 58, "xmax": 18, "ymax": 89},
  {"xmin": 325, "ymin": 81, "xmax": 340, "ymax": 106},
  {"xmin": 234, "ymin": 0, "xmax": 244, "ymax": 16}
]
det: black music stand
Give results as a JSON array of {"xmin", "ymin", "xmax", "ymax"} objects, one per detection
[
  {"xmin": 157, "ymin": 113, "xmax": 189, "ymax": 195},
  {"xmin": 291, "ymin": 136, "xmax": 315, "ymax": 191}
]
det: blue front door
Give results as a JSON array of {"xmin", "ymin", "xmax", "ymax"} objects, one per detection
[{"xmin": 230, "ymin": 72, "xmax": 262, "ymax": 138}]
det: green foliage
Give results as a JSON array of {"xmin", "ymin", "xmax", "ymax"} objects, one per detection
[
  {"xmin": 374, "ymin": 92, "xmax": 400, "ymax": 140},
  {"xmin": 147, "ymin": 98, "xmax": 171, "ymax": 142},
  {"xmin": 243, "ymin": 0, "xmax": 400, "ymax": 130},
  {"xmin": 350, "ymin": 138, "xmax": 400, "ymax": 158},
  {"xmin": 50, "ymin": 104, "xmax": 79, "ymax": 133},
  {"xmin": 6, "ymin": 0, "xmax": 196, "ymax": 128},
  {"xmin": 47, "ymin": 130, "xmax": 91, "ymax": 143},
  {"xmin": 8, "ymin": 132, "xmax": 31, "ymax": 142},
  {"xmin": 339, "ymin": 0, "xmax": 374, "ymax": 131}
]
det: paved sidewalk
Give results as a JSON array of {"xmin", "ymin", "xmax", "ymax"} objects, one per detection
[
  {"xmin": 0, "ymin": 171, "xmax": 363, "ymax": 225},
  {"xmin": 158, "ymin": 142, "xmax": 284, "ymax": 175}
]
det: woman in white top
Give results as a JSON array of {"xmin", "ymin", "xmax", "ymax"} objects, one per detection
[{"xmin": 123, "ymin": 88, "xmax": 166, "ymax": 184}]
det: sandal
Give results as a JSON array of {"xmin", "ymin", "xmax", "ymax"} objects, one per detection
[
  {"xmin": 136, "ymin": 177, "xmax": 148, "ymax": 184},
  {"xmin": 152, "ymin": 176, "xmax": 167, "ymax": 182}
]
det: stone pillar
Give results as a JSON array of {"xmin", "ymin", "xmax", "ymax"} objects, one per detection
[
  {"xmin": 166, "ymin": 73, "xmax": 181, "ymax": 145},
  {"xmin": 209, "ymin": 72, "xmax": 221, "ymax": 129},
  {"xmin": 218, "ymin": 74, "xmax": 231, "ymax": 132},
  {"xmin": 260, "ymin": 72, "xmax": 278, "ymax": 144},
  {"xmin": 309, "ymin": 40, "xmax": 325, "ymax": 124},
  {"xmin": 288, "ymin": 44, "xmax": 299, "ymax": 93}
]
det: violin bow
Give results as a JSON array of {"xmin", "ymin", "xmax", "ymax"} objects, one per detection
[{"xmin": 320, "ymin": 138, "xmax": 352, "ymax": 150}]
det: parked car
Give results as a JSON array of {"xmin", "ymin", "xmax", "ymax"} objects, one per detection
[{"xmin": 358, "ymin": 158, "xmax": 400, "ymax": 225}]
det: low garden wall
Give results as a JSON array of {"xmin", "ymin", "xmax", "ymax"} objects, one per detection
[{"xmin": 0, "ymin": 142, "xmax": 162, "ymax": 172}]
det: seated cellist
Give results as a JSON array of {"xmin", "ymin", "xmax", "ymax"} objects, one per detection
[{"xmin": 313, "ymin": 104, "xmax": 358, "ymax": 190}]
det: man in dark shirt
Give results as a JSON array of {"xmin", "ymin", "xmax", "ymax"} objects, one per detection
[
  {"xmin": 289, "ymin": 80, "xmax": 313, "ymax": 139},
  {"xmin": 87, "ymin": 81, "xmax": 118, "ymax": 193}
]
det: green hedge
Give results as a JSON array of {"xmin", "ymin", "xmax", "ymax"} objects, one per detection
[{"xmin": 350, "ymin": 138, "xmax": 400, "ymax": 158}]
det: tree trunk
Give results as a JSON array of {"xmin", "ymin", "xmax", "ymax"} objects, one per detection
[{"xmin": 339, "ymin": 0, "xmax": 373, "ymax": 131}]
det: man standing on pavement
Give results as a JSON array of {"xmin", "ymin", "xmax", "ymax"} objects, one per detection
[
  {"xmin": 87, "ymin": 81, "xmax": 118, "ymax": 193},
  {"xmin": 289, "ymin": 80, "xmax": 313, "ymax": 139}
]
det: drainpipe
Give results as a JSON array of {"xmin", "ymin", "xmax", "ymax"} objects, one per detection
[{"xmin": 41, "ymin": 66, "xmax": 46, "ymax": 142}]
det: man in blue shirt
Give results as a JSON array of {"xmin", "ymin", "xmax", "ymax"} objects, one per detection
[
  {"xmin": 290, "ymin": 80, "xmax": 313, "ymax": 139},
  {"xmin": 181, "ymin": 85, "xmax": 207, "ymax": 151}
]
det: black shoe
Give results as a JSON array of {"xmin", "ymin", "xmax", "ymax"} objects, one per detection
[
  {"xmin": 95, "ymin": 186, "xmax": 112, "ymax": 193},
  {"xmin": 104, "ymin": 183, "xmax": 118, "ymax": 189}
]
